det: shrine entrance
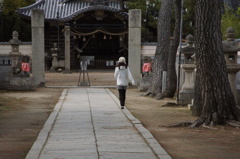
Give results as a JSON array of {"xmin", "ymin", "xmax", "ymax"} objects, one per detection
[
  {"xmin": 62, "ymin": 8, "xmax": 129, "ymax": 71},
  {"xmin": 70, "ymin": 28, "xmax": 128, "ymax": 70},
  {"xmin": 18, "ymin": 0, "xmax": 142, "ymax": 87},
  {"xmin": 45, "ymin": 9, "xmax": 129, "ymax": 86}
]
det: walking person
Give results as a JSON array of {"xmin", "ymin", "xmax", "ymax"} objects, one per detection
[{"xmin": 114, "ymin": 57, "xmax": 135, "ymax": 109}]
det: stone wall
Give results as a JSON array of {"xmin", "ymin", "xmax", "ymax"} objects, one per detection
[
  {"xmin": 0, "ymin": 68, "xmax": 11, "ymax": 89},
  {"xmin": 0, "ymin": 43, "xmax": 32, "ymax": 57},
  {"xmin": 0, "ymin": 55, "xmax": 11, "ymax": 89}
]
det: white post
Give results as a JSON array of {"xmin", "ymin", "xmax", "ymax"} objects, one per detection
[
  {"xmin": 128, "ymin": 9, "xmax": 141, "ymax": 85},
  {"xmin": 64, "ymin": 25, "xmax": 71, "ymax": 73},
  {"xmin": 31, "ymin": 9, "xmax": 45, "ymax": 87}
]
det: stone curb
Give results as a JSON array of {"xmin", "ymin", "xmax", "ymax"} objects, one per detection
[
  {"xmin": 106, "ymin": 89, "xmax": 173, "ymax": 159},
  {"xmin": 25, "ymin": 89, "xmax": 68, "ymax": 159}
]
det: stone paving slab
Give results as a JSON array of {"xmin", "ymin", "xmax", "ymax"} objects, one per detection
[{"xmin": 25, "ymin": 88, "xmax": 172, "ymax": 159}]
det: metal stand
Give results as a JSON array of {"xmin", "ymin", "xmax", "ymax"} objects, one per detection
[{"xmin": 78, "ymin": 61, "xmax": 90, "ymax": 86}]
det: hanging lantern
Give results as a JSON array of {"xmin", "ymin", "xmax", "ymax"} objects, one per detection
[
  {"xmin": 93, "ymin": 34, "xmax": 95, "ymax": 38},
  {"xmin": 109, "ymin": 35, "xmax": 112, "ymax": 40},
  {"xmin": 73, "ymin": 35, "xmax": 76, "ymax": 39},
  {"xmin": 78, "ymin": 35, "xmax": 81, "ymax": 38},
  {"xmin": 119, "ymin": 35, "xmax": 123, "ymax": 41},
  {"xmin": 83, "ymin": 37, "xmax": 86, "ymax": 41},
  {"xmin": 104, "ymin": 34, "xmax": 107, "ymax": 40}
]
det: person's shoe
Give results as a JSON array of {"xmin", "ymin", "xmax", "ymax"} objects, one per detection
[{"xmin": 121, "ymin": 106, "xmax": 124, "ymax": 109}]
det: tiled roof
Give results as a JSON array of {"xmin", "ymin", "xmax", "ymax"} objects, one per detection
[{"xmin": 18, "ymin": 0, "xmax": 128, "ymax": 22}]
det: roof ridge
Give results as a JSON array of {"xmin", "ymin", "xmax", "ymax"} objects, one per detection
[
  {"xmin": 17, "ymin": 0, "xmax": 128, "ymax": 22},
  {"xmin": 58, "ymin": 5, "xmax": 127, "ymax": 22}
]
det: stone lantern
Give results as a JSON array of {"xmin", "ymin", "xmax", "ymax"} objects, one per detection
[
  {"xmin": 50, "ymin": 43, "xmax": 65, "ymax": 72},
  {"xmin": 182, "ymin": 34, "xmax": 195, "ymax": 64},
  {"xmin": 179, "ymin": 34, "xmax": 196, "ymax": 105},
  {"xmin": 9, "ymin": 31, "xmax": 21, "ymax": 67},
  {"xmin": 50, "ymin": 43, "xmax": 59, "ymax": 71},
  {"xmin": 222, "ymin": 27, "xmax": 240, "ymax": 104}
]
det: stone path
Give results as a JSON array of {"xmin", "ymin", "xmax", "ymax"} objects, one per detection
[{"xmin": 25, "ymin": 88, "xmax": 172, "ymax": 159}]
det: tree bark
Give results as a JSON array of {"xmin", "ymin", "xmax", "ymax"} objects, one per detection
[
  {"xmin": 192, "ymin": 0, "xmax": 240, "ymax": 127},
  {"xmin": 146, "ymin": 0, "xmax": 173, "ymax": 99},
  {"xmin": 192, "ymin": 69, "xmax": 202, "ymax": 116},
  {"xmin": 161, "ymin": 0, "xmax": 181, "ymax": 99}
]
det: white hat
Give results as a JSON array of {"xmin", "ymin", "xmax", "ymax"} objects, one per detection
[{"xmin": 118, "ymin": 57, "xmax": 126, "ymax": 63}]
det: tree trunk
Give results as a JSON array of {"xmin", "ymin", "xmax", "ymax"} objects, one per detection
[
  {"xmin": 192, "ymin": 0, "xmax": 240, "ymax": 127},
  {"xmin": 161, "ymin": 0, "xmax": 181, "ymax": 99},
  {"xmin": 146, "ymin": 0, "xmax": 173, "ymax": 99},
  {"xmin": 192, "ymin": 69, "xmax": 202, "ymax": 116}
]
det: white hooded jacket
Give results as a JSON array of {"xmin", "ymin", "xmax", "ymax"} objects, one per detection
[{"xmin": 114, "ymin": 66, "xmax": 135, "ymax": 86}]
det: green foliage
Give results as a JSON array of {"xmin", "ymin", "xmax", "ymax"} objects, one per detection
[
  {"xmin": 221, "ymin": 7, "xmax": 240, "ymax": 40},
  {"xmin": 127, "ymin": 0, "xmax": 147, "ymax": 14},
  {"xmin": 126, "ymin": 0, "xmax": 240, "ymax": 41},
  {"xmin": 127, "ymin": 0, "xmax": 161, "ymax": 37},
  {"xmin": 126, "ymin": 0, "xmax": 195, "ymax": 39},
  {"xmin": 182, "ymin": 0, "xmax": 195, "ymax": 37},
  {"xmin": 0, "ymin": 0, "xmax": 35, "ymax": 41},
  {"xmin": 2, "ymin": 0, "xmax": 34, "ymax": 14}
]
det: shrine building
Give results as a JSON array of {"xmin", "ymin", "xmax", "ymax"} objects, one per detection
[{"xmin": 18, "ymin": 0, "xmax": 129, "ymax": 70}]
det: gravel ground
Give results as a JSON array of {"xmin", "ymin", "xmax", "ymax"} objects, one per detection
[
  {"xmin": 1, "ymin": 70, "xmax": 240, "ymax": 159},
  {"xmin": 45, "ymin": 70, "xmax": 115, "ymax": 87}
]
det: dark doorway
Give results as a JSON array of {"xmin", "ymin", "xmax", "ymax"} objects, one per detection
[
  {"xmin": 71, "ymin": 31, "xmax": 127, "ymax": 70},
  {"xmin": 68, "ymin": 9, "xmax": 128, "ymax": 70}
]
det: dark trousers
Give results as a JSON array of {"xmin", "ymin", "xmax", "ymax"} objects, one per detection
[{"xmin": 118, "ymin": 89, "xmax": 126, "ymax": 106}]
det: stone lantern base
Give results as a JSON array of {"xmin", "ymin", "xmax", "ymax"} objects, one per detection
[
  {"xmin": 179, "ymin": 89, "xmax": 194, "ymax": 105},
  {"xmin": 138, "ymin": 75, "xmax": 152, "ymax": 92},
  {"xmin": 6, "ymin": 77, "xmax": 36, "ymax": 91}
]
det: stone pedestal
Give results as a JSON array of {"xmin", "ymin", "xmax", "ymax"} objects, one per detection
[
  {"xmin": 128, "ymin": 9, "xmax": 141, "ymax": 86},
  {"xmin": 7, "ymin": 77, "xmax": 36, "ymax": 91},
  {"xmin": 52, "ymin": 53, "xmax": 58, "ymax": 69},
  {"xmin": 179, "ymin": 64, "xmax": 196, "ymax": 105},
  {"xmin": 181, "ymin": 64, "xmax": 196, "ymax": 90},
  {"xmin": 179, "ymin": 89, "xmax": 194, "ymax": 104},
  {"xmin": 138, "ymin": 75, "xmax": 152, "ymax": 92},
  {"xmin": 227, "ymin": 65, "xmax": 240, "ymax": 104}
]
